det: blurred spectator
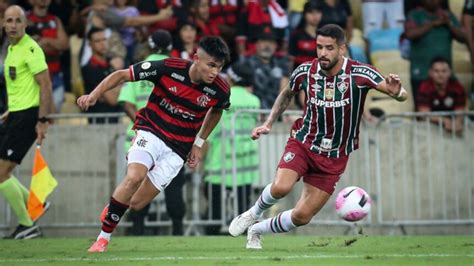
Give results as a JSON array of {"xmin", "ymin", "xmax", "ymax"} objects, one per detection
[
  {"xmin": 208, "ymin": 0, "xmax": 243, "ymax": 38},
  {"xmin": 48, "ymin": 1, "xmax": 82, "ymax": 95},
  {"xmin": 136, "ymin": 0, "xmax": 187, "ymax": 34},
  {"xmin": 404, "ymin": 0, "xmax": 450, "ymax": 16},
  {"xmin": 80, "ymin": 0, "xmax": 174, "ymax": 67},
  {"xmin": 241, "ymin": 30, "xmax": 290, "ymax": 109},
  {"xmin": 170, "ymin": 20, "xmax": 198, "ymax": 60},
  {"xmin": 191, "ymin": 0, "xmax": 221, "ymax": 40},
  {"xmin": 289, "ymin": 2, "xmax": 321, "ymax": 108},
  {"xmin": 111, "ymin": 0, "xmax": 140, "ymax": 65},
  {"xmin": 118, "ymin": 30, "xmax": 186, "ymax": 236},
  {"xmin": 27, "ymin": 0, "xmax": 69, "ymax": 112},
  {"xmin": 416, "ymin": 57, "xmax": 466, "ymax": 136},
  {"xmin": 131, "ymin": 27, "xmax": 151, "ymax": 62},
  {"xmin": 314, "ymin": 0, "xmax": 353, "ymax": 42},
  {"xmin": 208, "ymin": 0, "xmax": 245, "ymax": 63},
  {"xmin": 405, "ymin": 0, "xmax": 466, "ymax": 101},
  {"xmin": 81, "ymin": 27, "xmax": 122, "ymax": 123},
  {"xmin": 462, "ymin": 0, "xmax": 474, "ymax": 109},
  {"xmin": 288, "ymin": 0, "xmax": 307, "ymax": 30},
  {"xmin": 85, "ymin": 0, "xmax": 174, "ymax": 30},
  {"xmin": 48, "ymin": 0, "xmax": 81, "ymax": 34},
  {"xmin": 14, "ymin": 0, "xmax": 32, "ymax": 10},
  {"xmin": 289, "ymin": 2, "xmax": 321, "ymax": 69},
  {"xmin": 236, "ymin": 0, "xmax": 288, "ymax": 57},
  {"xmin": 202, "ymin": 61, "xmax": 260, "ymax": 235},
  {"xmin": 362, "ymin": 0, "xmax": 405, "ymax": 37},
  {"xmin": 462, "ymin": 0, "xmax": 474, "ymax": 63}
]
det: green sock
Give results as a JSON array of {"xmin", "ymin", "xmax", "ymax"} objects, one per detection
[
  {"xmin": 0, "ymin": 177, "xmax": 33, "ymax": 226},
  {"xmin": 10, "ymin": 176, "xmax": 30, "ymax": 205}
]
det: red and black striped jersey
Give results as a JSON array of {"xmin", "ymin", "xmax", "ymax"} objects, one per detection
[
  {"xmin": 129, "ymin": 57, "xmax": 230, "ymax": 159},
  {"xmin": 290, "ymin": 58, "xmax": 384, "ymax": 158},
  {"xmin": 26, "ymin": 12, "xmax": 61, "ymax": 75},
  {"xmin": 209, "ymin": 0, "xmax": 243, "ymax": 27},
  {"xmin": 288, "ymin": 29, "xmax": 317, "ymax": 69}
]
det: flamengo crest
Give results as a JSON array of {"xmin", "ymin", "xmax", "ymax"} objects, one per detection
[{"xmin": 197, "ymin": 95, "xmax": 211, "ymax": 107}]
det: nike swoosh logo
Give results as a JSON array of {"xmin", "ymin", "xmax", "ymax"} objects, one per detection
[{"xmin": 343, "ymin": 188, "xmax": 356, "ymax": 198}]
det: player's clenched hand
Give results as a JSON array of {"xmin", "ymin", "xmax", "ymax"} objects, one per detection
[
  {"xmin": 385, "ymin": 74, "xmax": 401, "ymax": 96},
  {"xmin": 251, "ymin": 124, "xmax": 271, "ymax": 140},
  {"xmin": 187, "ymin": 146, "xmax": 202, "ymax": 169},
  {"xmin": 77, "ymin": 94, "xmax": 98, "ymax": 111}
]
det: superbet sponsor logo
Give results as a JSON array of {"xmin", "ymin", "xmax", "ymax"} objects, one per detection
[
  {"xmin": 310, "ymin": 97, "xmax": 350, "ymax": 108},
  {"xmin": 160, "ymin": 99, "xmax": 196, "ymax": 120}
]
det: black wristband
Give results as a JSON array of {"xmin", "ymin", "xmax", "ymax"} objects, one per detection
[{"xmin": 38, "ymin": 117, "xmax": 48, "ymax": 123}]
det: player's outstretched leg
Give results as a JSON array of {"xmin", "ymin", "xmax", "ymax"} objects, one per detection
[
  {"xmin": 244, "ymin": 183, "xmax": 332, "ymax": 249},
  {"xmin": 88, "ymin": 161, "xmax": 152, "ymax": 252},
  {"xmin": 229, "ymin": 184, "xmax": 279, "ymax": 236}
]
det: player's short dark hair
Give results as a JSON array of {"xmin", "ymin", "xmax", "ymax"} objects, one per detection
[
  {"xmin": 430, "ymin": 56, "xmax": 451, "ymax": 68},
  {"xmin": 87, "ymin": 27, "xmax": 105, "ymax": 41},
  {"xmin": 316, "ymin": 24, "xmax": 346, "ymax": 45},
  {"xmin": 198, "ymin": 36, "xmax": 230, "ymax": 63}
]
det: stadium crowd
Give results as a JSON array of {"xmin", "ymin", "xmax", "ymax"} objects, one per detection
[{"xmin": 0, "ymin": 0, "xmax": 471, "ymax": 118}]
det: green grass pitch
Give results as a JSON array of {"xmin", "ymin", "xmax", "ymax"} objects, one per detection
[{"xmin": 0, "ymin": 235, "xmax": 472, "ymax": 266}]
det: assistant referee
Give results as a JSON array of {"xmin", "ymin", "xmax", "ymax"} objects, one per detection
[{"xmin": 0, "ymin": 5, "xmax": 54, "ymax": 239}]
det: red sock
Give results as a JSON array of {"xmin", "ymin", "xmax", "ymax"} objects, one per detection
[{"xmin": 101, "ymin": 197, "xmax": 129, "ymax": 233}]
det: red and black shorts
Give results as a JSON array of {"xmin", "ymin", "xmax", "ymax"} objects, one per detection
[
  {"xmin": 277, "ymin": 137, "xmax": 349, "ymax": 195},
  {"xmin": 0, "ymin": 107, "xmax": 38, "ymax": 164}
]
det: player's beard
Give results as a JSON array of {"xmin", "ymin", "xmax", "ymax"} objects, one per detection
[{"xmin": 319, "ymin": 56, "xmax": 338, "ymax": 71}]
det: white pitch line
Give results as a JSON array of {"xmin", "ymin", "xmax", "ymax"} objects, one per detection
[{"xmin": 0, "ymin": 254, "xmax": 473, "ymax": 263}]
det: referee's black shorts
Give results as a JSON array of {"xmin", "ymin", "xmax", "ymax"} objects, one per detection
[{"xmin": 0, "ymin": 107, "xmax": 39, "ymax": 164}]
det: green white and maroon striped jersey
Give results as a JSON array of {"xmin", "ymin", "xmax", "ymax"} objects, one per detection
[{"xmin": 289, "ymin": 57, "xmax": 384, "ymax": 158}]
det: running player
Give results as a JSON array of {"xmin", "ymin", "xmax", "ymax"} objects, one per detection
[
  {"xmin": 228, "ymin": 24, "xmax": 408, "ymax": 249},
  {"xmin": 78, "ymin": 36, "xmax": 230, "ymax": 252}
]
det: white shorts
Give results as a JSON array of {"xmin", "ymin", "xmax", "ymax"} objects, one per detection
[{"xmin": 128, "ymin": 130, "xmax": 185, "ymax": 191}]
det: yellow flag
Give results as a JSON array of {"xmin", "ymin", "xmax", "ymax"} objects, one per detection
[{"xmin": 27, "ymin": 146, "xmax": 58, "ymax": 221}]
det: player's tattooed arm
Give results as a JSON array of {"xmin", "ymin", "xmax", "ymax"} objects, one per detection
[
  {"xmin": 251, "ymin": 85, "xmax": 296, "ymax": 140},
  {"xmin": 265, "ymin": 85, "xmax": 296, "ymax": 127}
]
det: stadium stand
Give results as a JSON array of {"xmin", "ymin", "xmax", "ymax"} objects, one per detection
[
  {"xmin": 452, "ymin": 41, "xmax": 473, "ymax": 108},
  {"xmin": 349, "ymin": 28, "xmax": 368, "ymax": 63},
  {"xmin": 366, "ymin": 27, "xmax": 414, "ymax": 115}
]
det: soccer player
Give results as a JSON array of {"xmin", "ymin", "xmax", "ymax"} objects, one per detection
[
  {"xmin": 118, "ymin": 29, "xmax": 186, "ymax": 236},
  {"xmin": 0, "ymin": 5, "xmax": 54, "ymax": 239},
  {"xmin": 228, "ymin": 24, "xmax": 408, "ymax": 249},
  {"xmin": 77, "ymin": 36, "xmax": 230, "ymax": 252}
]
